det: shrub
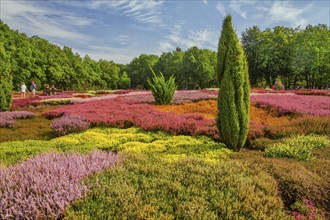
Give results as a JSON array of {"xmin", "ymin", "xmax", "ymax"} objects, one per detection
[
  {"xmin": 0, "ymin": 127, "xmax": 229, "ymax": 166},
  {"xmin": 51, "ymin": 115, "xmax": 90, "ymax": 136},
  {"xmin": 291, "ymin": 199, "xmax": 326, "ymax": 220},
  {"xmin": 41, "ymin": 98, "xmax": 78, "ymax": 105},
  {"xmin": 147, "ymin": 68, "xmax": 177, "ymax": 104},
  {"xmin": 251, "ymin": 94, "xmax": 330, "ymax": 116},
  {"xmin": 0, "ymin": 43, "xmax": 12, "ymax": 111},
  {"xmin": 0, "ymin": 111, "xmax": 35, "ymax": 128},
  {"xmin": 64, "ymin": 155, "xmax": 287, "ymax": 219},
  {"xmin": 216, "ymin": 15, "xmax": 250, "ymax": 151},
  {"xmin": 0, "ymin": 151, "xmax": 119, "ymax": 219},
  {"xmin": 265, "ymin": 135, "xmax": 329, "ymax": 161}
]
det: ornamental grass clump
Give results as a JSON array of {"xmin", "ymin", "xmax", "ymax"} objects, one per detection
[
  {"xmin": 147, "ymin": 68, "xmax": 177, "ymax": 104},
  {"xmin": 265, "ymin": 135, "xmax": 329, "ymax": 161},
  {"xmin": 0, "ymin": 151, "xmax": 119, "ymax": 219},
  {"xmin": 51, "ymin": 115, "xmax": 90, "ymax": 136}
]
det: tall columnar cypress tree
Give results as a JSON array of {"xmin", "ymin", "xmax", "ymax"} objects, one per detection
[
  {"xmin": 216, "ymin": 15, "xmax": 250, "ymax": 151},
  {"xmin": 0, "ymin": 43, "xmax": 13, "ymax": 111}
]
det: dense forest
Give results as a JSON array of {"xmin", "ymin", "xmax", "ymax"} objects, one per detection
[{"xmin": 0, "ymin": 21, "xmax": 329, "ymax": 91}]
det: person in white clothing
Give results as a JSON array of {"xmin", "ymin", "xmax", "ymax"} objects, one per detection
[{"xmin": 20, "ymin": 82, "xmax": 27, "ymax": 98}]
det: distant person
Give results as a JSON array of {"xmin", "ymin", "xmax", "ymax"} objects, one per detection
[
  {"xmin": 43, "ymin": 84, "xmax": 50, "ymax": 96},
  {"xmin": 20, "ymin": 82, "xmax": 27, "ymax": 98},
  {"xmin": 30, "ymin": 80, "xmax": 37, "ymax": 97},
  {"xmin": 50, "ymin": 85, "xmax": 57, "ymax": 95}
]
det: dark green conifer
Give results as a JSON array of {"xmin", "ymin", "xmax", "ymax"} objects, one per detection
[{"xmin": 216, "ymin": 15, "xmax": 250, "ymax": 151}]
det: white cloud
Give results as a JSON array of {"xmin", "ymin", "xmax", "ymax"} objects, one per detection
[
  {"xmin": 203, "ymin": 0, "xmax": 208, "ymax": 5},
  {"xmin": 87, "ymin": 0, "xmax": 165, "ymax": 26},
  {"xmin": 158, "ymin": 22, "xmax": 217, "ymax": 53},
  {"xmin": 216, "ymin": 2, "xmax": 226, "ymax": 17},
  {"xmin": 229, "ymin": 0, "xmax": 256, "ymax": 19},
  {"xmin": 267, "ymin": 1, "xmax": 312, "ymax": 26},
  {"xmin": 0, "ymin": 1, "xmax": 92, "ymax": 41}
]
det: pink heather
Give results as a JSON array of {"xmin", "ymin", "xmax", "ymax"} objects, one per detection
[{"xmin": 0, "ymin": 151, "xmax": 119, "ymax": 219}]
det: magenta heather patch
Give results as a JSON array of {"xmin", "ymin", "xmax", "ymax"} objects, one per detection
[
  {"xmin": 44, "ymin": 97, "xmax": 219, "ymax": 138},
  {"xmin": 0, "ymin": 151, "xmax": 119, "ymax": 219},
  {"xmin": 52, "ymin": 115, "xmax": 90, "ymax": 136},
  {"xmin": 11, "ymin": 97, "xmax": 41, "ymax": 109},
  {"xmin": 251, "ymin": 94, "xmax": 330, "ymax": 116}
]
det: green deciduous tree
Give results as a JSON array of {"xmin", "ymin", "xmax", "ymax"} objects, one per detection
[
  {"xmin": 216, "ymin": 15, "xmax": 250, "ymax": 151},
  {"xmin": 0, "ymin": 42, "xmax": 13, "ymax": 111}
]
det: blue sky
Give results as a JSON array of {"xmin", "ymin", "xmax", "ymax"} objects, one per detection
[{"xmin": 1, "ymin": 0, "xmax": 329, "ymax": 64}]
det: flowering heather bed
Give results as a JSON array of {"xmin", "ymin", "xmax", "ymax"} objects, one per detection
[
  {"xmin": 251, "ymin": 94, "xmax": 330, "ymax": 116},
  {"xmin": 44, "ymin": 97, "xmax": 219, "ymax": 139},
  {"xmin": 0, "ymin": 151, "xmax": 119, "ymax": 219},
  {"xmin": 52, "ymin": 115, "xmax": 90, "ymax": 136},
  {"xmin": 11, "ymin": 97, "xmax": 41, "ymax": 109},
  {"xmin": 0, "ymin": 111, "xmax": 35, "ymax": 128},
  {"xmin": 252, "ymin": 88, "xmax": 330, "ymax": 96}
]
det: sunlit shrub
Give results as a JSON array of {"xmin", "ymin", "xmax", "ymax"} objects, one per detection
[
  {"xmin": 147, "ymin": 68, "xmax": 177, "ymax": 105},
  {"xmin": 0, "ymin": 151, "xmax": 119, "ymax": 219},
  {"xmin": 41, "ymin": 98, "xmax": 78, "ymax": 105},
  {"xmin": 64, "ymin": 155, "xmax": 287, "ymax": 219},
  {"xmin": 265, "ymin": 135, "xmax": 329, "ymax": 161},
  {"xmin": 0, "ymin": 127, "xmax": 229, "ymax": 166}
]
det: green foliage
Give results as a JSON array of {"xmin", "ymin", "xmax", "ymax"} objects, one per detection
[
  {"xmin": 0, "ymin": 127, "xmax": 230, "ymax": 166},
  {"xmin": 64, "ymin": 155, "xmax": 287, "ymax": 219},
  {"xmin": 0, "ymin": 42, "xmax": 13, "ymax": 111},
  {"xmin": 147, "ymin": 68, "xmax": 177, "ymax": 105},
  {"xmin": 264, "ymin": 135, "xmax": 329, "ymax": 161},
  {"xmin": 216, "ymin": 15, "xmax": 250, "ymax": 151},
  {"xmin": 242, "ymin": 24, "xmax": 330, "ymax": 89},
  {"xmin": 126, "ymin": 54, "xmax": 159, "ymax": 89}
]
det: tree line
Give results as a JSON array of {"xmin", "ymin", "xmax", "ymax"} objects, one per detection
[
  {"xmin": 242, "ymin": 24, "xmax": 329, "ymax": 89},
  {"xmin": 0, "ymin": 20, "xmax": 329, "ymax": 92}
]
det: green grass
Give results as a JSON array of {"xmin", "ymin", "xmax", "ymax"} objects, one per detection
[{"xmin": 64, "ymin": 154, "xmax": 288, "ymax": 220}]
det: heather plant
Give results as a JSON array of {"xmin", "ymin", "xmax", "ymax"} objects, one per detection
[
  {"xmin": 51, "ymin": 115, "xmax": 90, "ymax": 136},
  {"xmin": 11, "ymin": 96, "xmax": 41, "ymax": 109},
  {"xmin": 0, "ymin": 127, "xmax": 229, "ymax": 166},
  {"xmin": 216, "ymin": 15, "xmax": 250, "ymax": 151},
  {"xmin": 44, "ymin": 98, "xmax": 219, "ymax": 139},
  {"xmin": 0, "ymin": 151, "xmax": 119, "ymax": 219},
  {"xmin": 291, "ymin": 199, "xmax": 326, "ymax": 220},
  {"xmin": 147, "ymin": 68, "xmax": 177, "ymax": 104},
  {"xmin": 265, "ymin": 135, "xmax": 329, "ymax": 161},
  {"xmin": 0, "ymin": 111, "xmax": 35, "ymax": 128},
  {"xmin": 41, "ymin": 97, "xmax": 79, "ymax": 105},
  {"xmin": 251, "ymin": 94, "xmax": 330, "ymax": 116},
  {"xmin": 64, "ymin": 155, "xmax": 287, "ymax": 219}
]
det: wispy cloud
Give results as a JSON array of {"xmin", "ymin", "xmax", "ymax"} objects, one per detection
[
  {"xmin": 203, "ymin": 0, "xmax": 208, "ymax": 5},
  {"xmin": 229, "ymin": 0, "xmax": 256, "ymax": 19},
  {"xmin": 0, "ymin": 1, "xmax": 92, "ymax": 41},
  {"xmin": 216, "ymin": 2, "xmax": 226, "ymax": 17},
  {"xmin": 158, "ymin": 22, "xmax": 217, "ymax": 53},
  {"xmin": 87, "ymin": 0, "xmax": 165, "ymax": 26},
  {"xmin": 266, "ymin": 1, "xmax": 313, "ymax": 26}
]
